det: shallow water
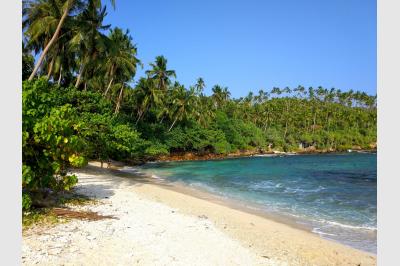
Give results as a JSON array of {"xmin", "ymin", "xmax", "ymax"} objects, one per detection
[{"xmin": 132, "ymin": 153, "xmax": 377, "ymax": 253}]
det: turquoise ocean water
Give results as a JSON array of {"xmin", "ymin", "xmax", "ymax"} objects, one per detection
[{"xmin": 126, "ymin": 153, "xmax": 377, "ymax": 253}]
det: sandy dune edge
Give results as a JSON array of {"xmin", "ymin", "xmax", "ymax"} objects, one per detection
[{"xmin": 22, "ymin": 165, "xmax": 376, "ymax": 265}]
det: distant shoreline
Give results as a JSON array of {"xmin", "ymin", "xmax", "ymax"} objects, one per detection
[{"xmin": 132, "ymin": 148, "xmax": 377, "ymax": 165}]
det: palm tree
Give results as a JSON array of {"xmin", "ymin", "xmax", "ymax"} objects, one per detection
[
  {"xmin": 168, "ymin": 84, "xmax": 196, "ymax": 132},
  {"xmin": 195, "ymin": 77, "xmax": 205, "ymax": 95},
  {"xmin": 194, "ymin": 95, "xmax": 215, "ymax": 128},
  {"xmin": 103, "ymin": 27, "xmax": 141, "ymax": 96},
  {"xmin": 23, "ymin": 0, "xmax": 70, "ymax": 78},
  {"xmin": 69, "ymin": 3, "xmax": 110, "ymax": 88},
  {"xmin": 134, "ymin": 78, "xmax": 164, "ymax": 124},
  {"xmin": 211, "ymin": 85, "xmax": 230, "ymax": 109},
  {"xmin": 114, "ymin": 83, "xmax": 130, "ymax": 114},
  {"xmin": 51, "ymin": 35, "xmax": 77, "ymax": 85},
  {"xmin": 145, "ymin": 56, "xmax": 176, "ymax": 91},
  {"xmin": 25, "ymin": 0, "xmax": 115, "ymax": 81}
]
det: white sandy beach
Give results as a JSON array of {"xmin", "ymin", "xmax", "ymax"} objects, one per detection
[{"xmin": 22, "ymin": 163, "xmax": 376, "ymax": 265}]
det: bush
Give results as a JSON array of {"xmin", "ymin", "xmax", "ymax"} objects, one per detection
[
  {"xmin": 144, "ymin": 142, "xmax": 169, "ymax": 157},
  {"xmin": 23, "ymin": 79, "xmax": 87, "ymax": 205},
  {"xmin": 22, "ymin": 79, "xmax": 147, "ymax": 210},
  {"xmin": 109, "ymin": 124, "xmax": 143, "ymax": 159}
]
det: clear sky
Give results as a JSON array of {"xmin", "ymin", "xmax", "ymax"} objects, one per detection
[{"xmin": 103, "ymin": 0, "xmax": 376, "ymax": 98}]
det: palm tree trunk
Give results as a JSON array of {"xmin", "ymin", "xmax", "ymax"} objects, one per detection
[
  {"xmin": 75, "ymin": 62, "xmax": 85, "ymax": 88},
  {"xmin": 136, "ymin": 110, "xmax": 144, "ymax": 125},
  {"xmin": 114, "ymin": 85, "xmax": 124, "ymax": 114},
  {"xmin": 104, "ymin": 65, "xmax": 114, "ymax": 95},
  {"xmin": 57, "ymin": 66, "xmax": 62, "ymax": 85},
  {"xmin": 168, "ymin": 116, "xmax": 179, "ymax": 132},
  {"xmin": 136, "ymin": 105, "xmax": 149, "ymax": 125},
  {"xmin": 263, "ymin": 115, "xmax": 269, "ymax": 131},
  {"xmin": 84, "ymin": 82, "xmax": 87, "ymax": 91},
  {"xmin": 28, "ymin": 1, "xmax": 73, "ymax": 81},
  {"xmin": 312, "ymin": 111, "xmax": 316, "ymax": 133},
  {"xmin": 47, "ymin": 57, "xmax": 55, "ymax": 79},
  {"xmin": 284, "ymin": 120, "xmax": 288, "ymax": 138},
  {"xmin": 104, "ymin": 77, "xmax": 113, "ymax": 96}
]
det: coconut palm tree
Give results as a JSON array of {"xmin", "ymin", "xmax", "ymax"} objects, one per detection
[
  {"xmin": 168, "ymin": 84, "xmax": 196, "ymax": 132},
  {"xmin": 195, "ymin": 77, "xmax": 205, "ymax": 95},
  {"xmin": 195, "ymin": 96, "xmax": 215, "ymax": 128},
  {"xmin": 69, "ymin": 2, "xmax": 110, "ymax": 88},
  {"xmin": 134, "ymin": 78, "xmax": 164, "ymax": 124},
  {"xmin": 23, "ymin": 0, "xmax": 73, "ymax": 78},
  {"xmin": 103, "ymin": 27, "xmax": 141, "ymax": 96},
  {"xmin": 145, "ymin": 56, "xmax": 176, "ymax": 91},
  {"xmin": 25, "ymin": 0, "xmax": 115, "ymax": 81},
  {"xmin": 211, "ymin": 85, "xmax": 231, "ymax": 109}
]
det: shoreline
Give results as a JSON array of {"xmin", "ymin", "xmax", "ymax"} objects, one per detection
[
  {"xmin": 143, "ymin": 179, "xmax": 376, "ymax": 253},
  {"xmin": 125, "ymin": 148, "xmax": 377, "ymax": 165},
  {"xmin": 95, "ymin": 163, "xmax": 377, "ymax": 263},
  {"xmin": 23, "ymin": 163, "xmax": 376, "ymax": 265},
  {"xmin": 116, "ymin": 163, "xmax": 377, "ymax": 265},
  {"xmin": 132, "ymin": 181, "xmax": 377, "ymax": 265},
  {"xmin": 118, "ymin": 163, "xmax": 377, "ymax": 255}
]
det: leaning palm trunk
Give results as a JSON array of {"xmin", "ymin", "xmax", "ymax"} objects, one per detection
[
  {"xmin": 168, "ymin": 116, "xmax": 179, "ymax": 132},
  {"xmin": 47, "ymin": 57, "xmax": 55, "ymax": 79},
  {"xmin": 104, "ymin": 77, "xmax": 113, "ymax": 96},
  {"xmin": 136, "ymin": 105, "xmax": 149, "ymax": 125},
  {"xmin": 57, "ymin": 66, "xmax": 62, "ymax": 85},
  {"xmin": 75, "ymin": 62, "xmax": 85, "ymax": 88},
  {"xmin": 136, "ymin": 110, "xmax": 143, "ymax": 124},
  {"xmin": 28, "ymin": 1, "xmax": 73, "ymax": 81},
  {"xmin": 104, "ymin": 65, "xmax": 114, "ymax": 95},
  {"xmin": 114, "ymin": 85, "xmax": 124, "ymax": 114}
]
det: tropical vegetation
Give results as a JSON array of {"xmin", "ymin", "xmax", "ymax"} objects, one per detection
[{"xmin": 22, "ymin": 0, "xmax": 377, "ymax": 209}]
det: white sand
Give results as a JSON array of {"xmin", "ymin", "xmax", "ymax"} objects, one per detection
[{"xmin": 22, "ymin": 167, "xmax": 278, "ymax": 265}]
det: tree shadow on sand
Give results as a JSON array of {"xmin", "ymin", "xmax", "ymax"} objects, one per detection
[{"xmin": 71, "ymin": 164, "xmax": 175, "ymax": 200}]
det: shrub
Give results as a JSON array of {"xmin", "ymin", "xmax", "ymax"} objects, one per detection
[{"xmin": 23, "ymin": 79, "xmax": 87, "ymax": 206}]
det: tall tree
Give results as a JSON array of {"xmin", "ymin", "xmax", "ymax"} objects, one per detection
[
  {"xmin": 211, "ymin": 85, "xmax": 230, "ymax": 109},
  {"xmin": 168, "ymin": 84, "xmax": 196, "ymax": 132},
  {"xmin": 25, "ymin": 0, "xmax": 115, "ymax": 81},
  {"xmin": 134, "ymin": 78, "xmax": 164, "ymax": 124},
  {"xmin": 69, "ymin": 3, "xmax": 110, "ymax": 88},
  {"xmin": 103, "ymin": 27, "xmax": 141, "ymax": 96},
  {"xmin": 145, "ymin": 56, "xmax": 176, "ymax": 91},
  {"xmin": 195, "ymin": 77, "xmax": 205, "ymax": 95}
]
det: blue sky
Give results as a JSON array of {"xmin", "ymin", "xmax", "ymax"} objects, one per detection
[{"xmin": 103, "ymin": 0, "xmax": 376, "ymax": 98}]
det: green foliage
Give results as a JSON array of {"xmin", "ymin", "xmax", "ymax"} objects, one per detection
[
  {"xmin": 22, "ymin": 79, "xmax": 149, "ymax": 210},
  {"xmin": 22, "ymin": 49, "xmax": 34, "ymax": 80},
  {"xmin": 109, "ymin": 124, "xmax": 143, "ymax": 159},
  {"xmin": 144, "ymin": 142, "xmax": 169, "ymax": 157},
  {"xmin": 210, "ymin": 133, "xmax": 231, "ymax": 154},
  {"xmin": 23, "ymin": 79, "xmax": 86, "ymax": 196},
  {"xmin": 22, "ymin": 193, "xmax": 32, "ymax": 211},
  {"xmin": 165, "ymin": 125, "xmax": 231, "ymax": 154},
  {"xmin": 215, "ymin": 113, "xmax": 266, "ymax": 151}
]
